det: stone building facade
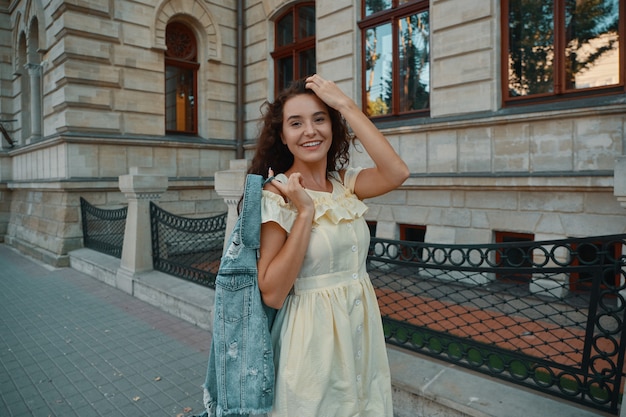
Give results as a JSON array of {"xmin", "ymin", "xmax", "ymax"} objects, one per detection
[{"xmin": 0, "ymin": 0, "xmax": 625, "ymax": 268}]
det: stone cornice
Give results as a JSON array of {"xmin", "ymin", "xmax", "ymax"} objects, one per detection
[
  {"xmin": 403, "ymin": 173, "xmax": 614, "ymax": 192},
  {"xmin": 4, "ymin": 134, "xmax": 237, "ymax": 156}
]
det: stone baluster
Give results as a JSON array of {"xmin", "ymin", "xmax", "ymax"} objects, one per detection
[
  {"xmin": 214, "ymin": 159, "xmax": 249, "ymax": 249},
  {"xmin": 615, "ymin": 156, "xmax": 626, "ymax": 211},
  {"xmin": 115, "ymin": 167, "xmax": 168, "ymax": 294}
]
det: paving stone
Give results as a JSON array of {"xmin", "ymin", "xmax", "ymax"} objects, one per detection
[{"xmin": 0, "ymin": 244, "xmax": 210, "ymax": 417}]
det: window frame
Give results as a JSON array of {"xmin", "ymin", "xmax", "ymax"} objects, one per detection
[
  {"xmin": 569, "ymin": 240, "xmax": 622, "ymax": 293},
  {"xmin": 399, "ymin": 223, "xmax": 427, "ymax": 262},
  {"xmin": 271, "ymin": 2, "xmax": 316, "ymax": 94},
  {"xmin": 358, "ymin": 0, "xmax": 430, "ymax": 120},
  {"xmin": 501, "ymin": 0, "xmax": 625, "ymax": 106},
  {"xmin": 165, "ymin": 21, "xmax": 200, "ymax": 135},
  {"xmin": 494, "ymin": 231, "xmax": 535, "ymax": 282},
  {"xmin": 366, "ymin": 220, "xmax": 378, "ymax": 238}
]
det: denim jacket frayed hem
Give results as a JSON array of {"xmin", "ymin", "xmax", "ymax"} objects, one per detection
[{"xmin": 201, "ymin": 174, "xmax": 276, "ymax": 417}]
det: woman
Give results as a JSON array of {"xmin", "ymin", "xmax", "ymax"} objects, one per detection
[{"xmin": 250, "ymin": 74, "xmax": 409, "ymax": 416}]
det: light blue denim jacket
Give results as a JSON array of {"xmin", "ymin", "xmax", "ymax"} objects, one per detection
[{"xmin": 201, "ymin": 174, "xmax": 276, "ymax": 417}]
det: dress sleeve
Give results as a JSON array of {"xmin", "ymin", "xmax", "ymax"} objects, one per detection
[
  {"xmin": 261, "ymin": 190, "xmax": 296, "ymax": 233},
  {"xmin": 343, "ymin": 166, "xmax": 364, "ymax": 194}
]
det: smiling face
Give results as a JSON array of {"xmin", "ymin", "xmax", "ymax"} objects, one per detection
[{"xmin": 281, "ymin": 93, "xmax": 333, "ymax": 167}]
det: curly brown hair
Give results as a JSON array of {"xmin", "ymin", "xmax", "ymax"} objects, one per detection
[{"xmin": 247, "ymin": 78, "xmax": 353, "ymax": 177}]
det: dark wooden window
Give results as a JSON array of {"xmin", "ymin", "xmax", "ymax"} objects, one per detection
[
  {"xmin": 366, "ymin": 221, "xmax": 378, "ymax": 256},
  {"xmin": 272, "ymin": 3, "xmax": 316, "ymax": 94},
  {"xmin": 495, "ymin": 231, "xmax": 535, "ymax": 282},
  {"xmin": 570, "ymin": 241, "xmax": 622, "ymax": 293},
  {"xmin": 358, "ymin": 0, "xmax": 430, "ymax": 118},
  {"xmin": 502, "ymin": 0, "xmax": 623, "ymax": 105},
  {"xmin": 165, "ymin": 22, "xmax": 199, "ymax": 134},
  {"xmin": 366, "ymin": 221, "xmax": 377, "ymax": 238},
  {"xmin": 399, "ymin": 223, "xmax": 426, "ymax": 261}
]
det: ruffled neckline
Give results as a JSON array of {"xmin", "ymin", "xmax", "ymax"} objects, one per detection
[{"xmin": 263, "ymin": 173, "xmax": 368, "ymax": 225}]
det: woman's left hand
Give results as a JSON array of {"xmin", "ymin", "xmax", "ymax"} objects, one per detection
[{"xmin": 304, "ymin": 74, "xmax": 353, "ymax": 112}]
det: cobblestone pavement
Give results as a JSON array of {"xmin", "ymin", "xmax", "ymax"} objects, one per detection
[{"xmin": 0, "ymin": 244, "xmax": 211, "ymax": 417}]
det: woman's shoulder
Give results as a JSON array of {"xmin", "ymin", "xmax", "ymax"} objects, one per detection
[
  {"xmin": 261, "ymin": 178, "xmax": 296, "ymax": 232},
  {"xmin": 330, "ymin": 167, "xmax": 363, "ymax": 194},
  {"xmin": 262, "ymin": 173, "xmax": 288, "ymax": 199}
]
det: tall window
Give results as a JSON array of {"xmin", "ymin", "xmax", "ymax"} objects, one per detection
[
  {"xmin": 359, "ymin": 0, "xmax": 430, "ymax": 118},
  {"xmin": 503, "ymin": 0, "xmax": 623, "ymax": 104},
  {"xmin": 165, "ymin": 22, "xmax": 199, "ymax": 134},
  {"xmin": 272, "ymin": 3, "xmax": 316, "ymax": 93}
]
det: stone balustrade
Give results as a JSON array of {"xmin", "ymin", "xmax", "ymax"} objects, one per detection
[{"xmin": 115, "ymin": 166, "xmax": 168, "ymax": 294}]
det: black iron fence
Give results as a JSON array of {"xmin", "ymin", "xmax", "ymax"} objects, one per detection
[
  {"xmin": 79, "ymin": 197, "xmax": 127, "ymax": 258},
  {"xmin": 150, "ymin": 202, "xmax": 227, "ymax": 288},
  {"xmin": 79, "ymin": 195, "xmax": 625, "ymax": 413},
  {"xmin": 367, "ymin": 234, "xmax": 626, "ymax": 415}
]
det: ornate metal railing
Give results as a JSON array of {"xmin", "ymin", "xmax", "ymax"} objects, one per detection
[
  {"xmin": 150, "ymin": 202, "xmax": 227, "ymax": 288},
  {"xmin": 79, "ymin": 197, "xmax": 127, "ymax": 258},
  {"xmin": 368, "ymin": 234, "xmax": 626, "ymax": 415}
]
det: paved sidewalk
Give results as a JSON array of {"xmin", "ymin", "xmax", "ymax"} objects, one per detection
[{"xmin": 0, "ymin": 244, "xmax": 211, "ymax": 417}]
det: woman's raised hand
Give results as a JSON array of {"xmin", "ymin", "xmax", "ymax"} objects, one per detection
[{"xmin": 304, "ymin": 74, "xmax": 354, "ymax": 112}]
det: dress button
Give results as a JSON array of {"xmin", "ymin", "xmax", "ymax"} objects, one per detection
[
  {"xmin": 355, "ymin": 299, "xmax": 361, "ymax": 306},
  {"xmin": 352, "ymin": 273, "xmax": 358, "ymax": 280},
  {"xmin": 356, "ymin": 375, "xmax": 362, "ymax": 383},
  {"xmin": 357, "ymin": 324, "xmax": 363, "ymax": 333},
  {"xmin": 351, "ymin": 245, "xmax": 357, "ymax": 252}
]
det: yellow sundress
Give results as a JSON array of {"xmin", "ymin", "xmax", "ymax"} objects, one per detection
[{"xmin": 261, "ymin": 167, "xmax": 393, "ymax": 417}]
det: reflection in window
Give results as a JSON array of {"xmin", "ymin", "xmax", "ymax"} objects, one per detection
[
  {"xmin": 364, "ymin": 0, "xmax": 391, "ymax": 16},
  {"xmin": 564, "ymin": 0, "xmax": 620, "ymax": 90},
  {"xmin": 365, "ymin": 24, "xmax": 392, "ymax": 116},
  {"xmin": 505, "ymin": 0, "xmax": 621, "ymax": 102},
  {"xmin": 360, "ymin": 0, "xmax": 430, "ymax": 118},
  {"xmin": 398, "ymin": 12, "xmax": 430, "ymax": 113},
  {"xmin": 272, "ymin": 3, "xmax": 316, "ymax": 93},
  {"xmin": 277, "ymin": 12, "xmax": 294, "ymax": 45},
  {"xmin": 165, "ymin": 22, "xmax": 199, "ymax": 134}
]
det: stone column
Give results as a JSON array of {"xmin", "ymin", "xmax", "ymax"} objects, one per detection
[
  {"xmin": 214, "ymin": 159, "xmax": 248, "ymax": 246},
  {"xmin": 115, "ymin": 167, "xmax": 168, "ymax": 294},
  {"xmin": 24, "ymin": 63, "xmax": 42, "ymax": 142},
  {"xmin": 614, "ymin": 156, "xmax": 626, "ymax": 210}
]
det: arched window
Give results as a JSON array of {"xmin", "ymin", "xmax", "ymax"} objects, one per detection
[
  {"xmin": 272, "ymin": 3, "xmax": 316, "ymax": 93},
  {"xmin": 165, "ymin": 22, "xmax": 199, "ymax": 134}
]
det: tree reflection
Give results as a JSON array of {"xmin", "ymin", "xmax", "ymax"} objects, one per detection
[
  {"xmin": 508, "ymin": 0, "xmax": 619, "ymax": 97},
  {"xmin": 364, "ymin": 0, "xmax": 430, "ymax": 116}
]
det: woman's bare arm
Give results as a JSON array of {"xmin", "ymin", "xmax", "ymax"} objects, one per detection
[
  {"xmin": 257, "ymin": 173, "xmax": 314, "ymax": 309},
  {"xmin": 305, "ymin": 75, "xmax": 409, "ymax": 199}
]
